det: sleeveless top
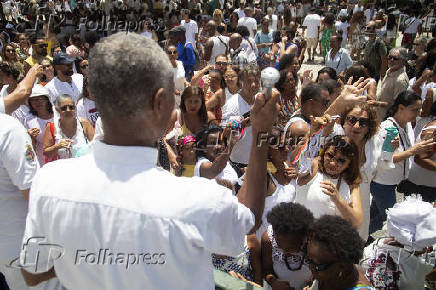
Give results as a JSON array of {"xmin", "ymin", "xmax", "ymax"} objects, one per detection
[
  {"xmin": 274, "ymin": 43, "xmax": 298, "ymax": 69},
  {"xmin": 256, "ymin": 174, "xmax": 296, "ymax": 241},
  {"xmin": 265, "ymin": 226, "xmax": 312, "ymax": 290},
  {"xmin": 205, "ymin": 89, "xmax": 223, "ymax": 121},
  {"xmin": 53, "ymin": 118, "xmax": 90, "ymax": 159},
  {"xmin": 295, "ymin": 172, "xmax": 350, "ymax": 218}
]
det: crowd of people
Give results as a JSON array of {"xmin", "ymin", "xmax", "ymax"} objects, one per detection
[{"xmin": 1, "ymin": 0, "xmax": 436, "ymax": 289}]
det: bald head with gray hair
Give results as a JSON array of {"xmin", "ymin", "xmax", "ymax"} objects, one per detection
[{"xmin": 88, "ymin": 33, "xmax": 173, "ymax": 120}]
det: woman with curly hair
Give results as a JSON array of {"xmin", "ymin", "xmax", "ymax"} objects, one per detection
[
  {"xmin": 296, "ymin": 135, "xmax": 363, "ymax": 229},
  {"xmin": 307, "ymin": 215, "xmax": 371, "ymax": 289},
  {"xmin": 262, "ymin": 202, "xmax": 314, "ymax": 290}
]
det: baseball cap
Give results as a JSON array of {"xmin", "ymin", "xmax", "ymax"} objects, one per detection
[{"xmin": 53, "ymin": 52, "xmax": 74, "ymax": 65}]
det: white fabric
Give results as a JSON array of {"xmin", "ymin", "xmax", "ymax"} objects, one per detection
[
  {"xmin": 173, "ymin": 60, "xmax": 185, "ymax": 94},
  {"xmin": 264, "ymin": 226, "xmax": 312, "ymax": 290},
  {"xmin": 194, "ymin": 157, "xmax": 239, "ymax": 185},
  {"xmin": 21, "ymin": 140, "xmax": 255, "ymax": 289},
  {"xmin": 0, "ymin": 96, "xmax": 4, "ymax": 113},
  {"xmin": 93, "ymin": 117, "xmax": 104, "ymax": 141},
  {"xmin": 238, "ymin": 17, "xmax": 258, "ymax": 38},
  {"xmin": 335, "ymin": 21, "xmax": 350, "ymax": 47},
  {"xmin": 0, "ymin": 113, "xmax": 38, "ymax": 289},
  {"xmin": 403, "ymin": 17, "xmax": 422, "ymax": 34},
  {"xmin": 24, "ymin": 115, "xmax": 53, "ymax": 166},
  {"xmin": 209, "ymin": 36, "xmax": 228, "ymax": 65},
  {"xmin": 11, "ymin": 104, "xmax": 31, "ymax": 126},
  {"xmin": 364, "ymin": 9, "xmax": 373, "ymax": 24},
  {"xmin": 234, "ymin": 8, "xmax": 245, "ymax": 19},
  {"xmin": 295, "ymin": 172, "xmax": 351, "ymax": 218},
  {"xmin": 353, "ymin": 4, "xmax": 363, "ymax": 14},
  {"xmin": 386, "ymin": 196, "xmax": 436, "ymax": 250},
  {"xmin": 373, "ymin": 118, "xmax": 415, "ymax": 185},
  {"xmin": 140, "ymin": 31, "xmax": 152, "ymax": 38},
  {"xmin": 53, "ymin": 117, "xmax": 90, "ymax": 159},
  {"xmin": 76, "ymin": 97, "xmax": 99, "ymax": 127},
  {"xmin": 222, "ymin": 93, "xmax": 253, "ymax": 164},
  {"xmin": 302, "ymin": 14, "xmax": 321, "ymax": 38},
  {"xmin": 361, "ymin": 238, "xmax": 434, "ymax": 289},
  {"xmin": 325, "ymin": 48, "xmax": 353, "ymax": 74},
  {"xmin": 255, "ymin": 175, "xmax": 296, "ymax": 241},
  {"xmin": 181, "ymin": 19, "xmax": 198, "ymax": 48},
  {"xmin": 45, "ymin": 74, "xmax": 84, "ymax": 105},
  {"xmin": 240, "ymin": 38, "xmax": 258, "ymax": 63},
  {"xmin": 265, "ymin": 14, "xmax": 278, "ymax": 32}
]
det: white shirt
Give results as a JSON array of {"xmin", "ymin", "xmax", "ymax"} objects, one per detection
[
  {"xmin": 194, "ymin": 157, "xmax": 239, "ymax": 185},
  {"xmin": 238, "ymin": 17, "xmax": 258, "ymax": 38},
  {"xmin": 302, "ymin": 13, "xmax": 321, "ymax": 38},
  {"xmin": 325, "ymin": 48, "xmax": 353, "ymax": 74},
  {"xmin": 404, "ymin": 17, "xmax": 422, "ymax": 34},
  {"xmin": 335, "ymin": 21, "xmax": 350, "ymax": 46},
  {"xmin": 209, "ymin": 35, "xmax": 229, "ymax": 65},
  {"xmin": 373, "ymin": 118, "xmax": 415, "ymax": 185},
  {"xmin": 222, "ymin": 93, "xmax": 253, "ymax": 164},
  {"xmin": 11, "ymin": 105, "xmax": 31, "ymax": 126},
  {"xmin": 364, "ymin": 9, "xmax": 373, "ymax": 24},
  {"xmin": 45, "ymin": 74, "xmax": 84, "ymax": 104},
  {"xmin": 24, "ymin": 115, "xmax": 53, "ymax": 166},
  {"xmin": 180, "ymin": 19, "xmax": 198, "ymax": 47},
  {"xmin": 234, "ymin": 8, "xmax": 245, "ymax": 19},
  {"xmin": 77, "ymin": 97, "xmax": 99, "ymax": 127},
  {"xmin": 265, "ymin": 14, "xmax": 278, "ymax": 32},
  {"xmin": 21, "ymin": 141, "xmax": 255, "ymax": 289},
  {"xmin": 240, "ymin": 38, "xmax": 258, "ymax": 63},
  {"xmin": 353, "ymin": 4, "xmax": 363, "ymax": 14}
]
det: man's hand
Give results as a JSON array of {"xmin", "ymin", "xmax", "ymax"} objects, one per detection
[{"xmin": 27, "ymin": 128, "xmax": 40, "ymax": 140}]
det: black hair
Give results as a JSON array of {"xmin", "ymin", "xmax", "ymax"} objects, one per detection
[
  {"xmin": 267, "ymin": 202, "xmax": 314, "ymax": 236},
  {"xmin": 277, "ymin": 53, "xmax": 297, "ymax": 72},
  {"xmin": 316, "ymin": 67, "xmax": 338, "ymax": 81},
  {"xmin": 358, "ymin": 60, "xmax": 376, "ymax": 79},
  {"xmin": 0, "ymin": 62, "xmax": 20, "ymax": 80},
  {"xmin": 429, "ymin": 101, "xmax": 436, "ymax": 117},
  {"xmin": 272, "ymin": 30, "xmax": 282, "ymax": 43},
  {"xmin": 385, "ymin": 90, "xmax": 421, "ymax": 119},
  {"xmin": 29, "ymin": 32, "xmax": 46, "ymax": 44},
  {"xmin": 427, "ymin": 38, "xmax": 436, "ymax": 52},
  {"xmin": 320, "ymin": 79, "xmax": 340, "ymax": 95},
  {"xmin": 29, "ymin": 95, "xmax": 53, "ymax": 116},
  {"xmin": 236, "ymin": 25, "xmax": 250, "ymax": 38},
  {"xmin": 275, "ymin": 69, "xmax": 298, "ymax": 92},
  {"xmin": 323, "ymin": 13, "xmax": 335, "ymax": 26},
  {"xmin": 310, "ymin": 215, "xmax": 364, "ymax": 264},
  {"xmin": 300, "ymin": 82, "xmax": 324, "ymax": 105},
  {"xmin": 195, "ymin": 124, "xmax": 223, "ymax": 158},
  {"xmin": 344, "ymin": 64, "xmax": 368, "ymax": 83},
  {"xmin": 282, "ymin": 26, "xmax": 296, "ymax": 40}
]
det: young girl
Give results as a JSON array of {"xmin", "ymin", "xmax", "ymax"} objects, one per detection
[
  {"xmin": 174, "ymin": 135, "xmax": 197, "ymax": 177},
  {"xmin": 295, "ymin": 135, "xmax": 363, "ymax": 229}
]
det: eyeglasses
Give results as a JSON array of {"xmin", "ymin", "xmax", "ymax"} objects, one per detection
[
  {"xmin": 80, "ymin": 64, "xmax": 89, "ymax": 69},
  {"xmin": 346, "ymin": 116, "xmax": 370, "ymax": 127},
  {"xmin": 224, "ymin": 75, "xmax": 237, "ymax": 80},
  {"xmin": 388, "ymin": 55, "xmax": 401, "ymax": 61},
  {"xmin": 167, "ymin": 50, "xmax": 178, "ymax": 55},
  {"xmin": 216, "ymin": 61, "xmax": 228, "ymax": 66},
  {"xmin": 60, "ymin": 105, "xmax": 75, "ymax": 111},
  {"xmin": 308, "ymin": 258, "xmax": 335, "ymax": 272}
]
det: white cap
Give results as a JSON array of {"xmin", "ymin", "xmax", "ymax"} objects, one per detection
[{"xmin": 30, "ymin": 84, "xmax": 50, "ymax": 98}]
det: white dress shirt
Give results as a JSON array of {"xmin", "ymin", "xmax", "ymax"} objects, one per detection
[
  {"xmin": 21, "ymin": 140, "xmax": 254, "ymax": 289},
  {"xmin": 45, "ymin": 74, "xmax": 84, "ymax": 104}
]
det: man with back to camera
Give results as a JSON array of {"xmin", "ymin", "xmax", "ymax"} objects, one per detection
[{"xmin": 19, "ymin": 33, "xmax": 280, "ymax": 289}]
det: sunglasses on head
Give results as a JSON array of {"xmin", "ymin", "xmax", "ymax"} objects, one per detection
[
  {"xmin": 346, "ymin": 116, "xmax": 370, "ymax": 127},
  {"xmin": 308, "ymin": 258, "xmax": 335, "ymax": 272},
  {"xmin": 330, "ymin": 135, "xmax": 354, "ymax": 156},
  {"xmin": 60, "ymin": 105, "xmax": 75, "ymax": 111}
]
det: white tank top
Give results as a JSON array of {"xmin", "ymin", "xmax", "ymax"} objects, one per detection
[
  {"xmin": 54, "ymin": 118, "xmax": 90, "ymax": 159},
  {"xmin": 209, "ymin": 36, "xmax": 228, "ymax": 65},
  {"xmin": 295, "ymin": 172, "xmax": 350, "ymax": 218}
]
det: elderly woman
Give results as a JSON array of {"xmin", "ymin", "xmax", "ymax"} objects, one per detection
[
  {"xmin": 307, "ymin": 215, "xmax": 371, "ymax": 289},
  {"xmin": 24, "ymin": 85, "xmax": 54, "ymax": 166},
  {"xmin": 43, "ymin": 94, "xmax": 94, "ymax": 162}
]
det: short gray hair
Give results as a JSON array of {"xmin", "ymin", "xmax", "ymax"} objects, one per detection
[
  {"xmin": 54, "ymin": 94, "xmax": 74, "ymax": 108},
  {"xmin": 88, "ymin": 33, "xmax": 173, "ymax": 120},
  {"xmin": 391, "ymin": 47, "xmax": 408, "ymax": 61}
]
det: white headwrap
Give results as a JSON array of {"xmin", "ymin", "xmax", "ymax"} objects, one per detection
[{"xmin": 386, "ymin": 195, "xmax": 436, "ymax": 250}]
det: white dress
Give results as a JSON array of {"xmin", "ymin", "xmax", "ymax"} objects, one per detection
[
  {"xmin": 264, "ymin": 226, "xmax": 312, "ymax": 290},
  {"xmin": 295, "ymin": 172, "xmax": 350, "ymax": 218}
]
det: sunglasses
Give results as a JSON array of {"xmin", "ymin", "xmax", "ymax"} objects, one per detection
[
  {"xmin": 37, "ymin": 43, "xmax": 48, "ymax": 48},
  {"xmin": 42, "ymin": 64, "xmax": 52, "ymax": 69},
  {"xmin": 388, "ymin": 55, "xmax": 401, "ymax": 61},
  {"xmin": 80, "ymin": 64, "xmax": 89, "ymax": 69},
  {"xmin": 60, "ymin": 105, "xmax": 75, "ymax": 111},
  {"xmin": 308, "ymin": 258, "xmax": 334, "ymax": 272},
  {"xmin": 346, "ymin": 116, "xmax": 370, "ymax": 127},
  {"xmin": 167, "ymin": 50, "xmax": 178, "ymax": 55},
  {"xmin": 6, "ymin": 49, "xmax": 15, "ymax": 53},
  {"xmin": 215, "ymin": 61, "xmax": 228, "ymax": 66}
]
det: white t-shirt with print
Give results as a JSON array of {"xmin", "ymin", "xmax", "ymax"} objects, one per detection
[
  {"xmin": 77, "ymin": 97, "xmax": 99, "ymax": 127},
  {"xmin": 238, "ymin": 17, "xmax": 258, "ymax": 38}
]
